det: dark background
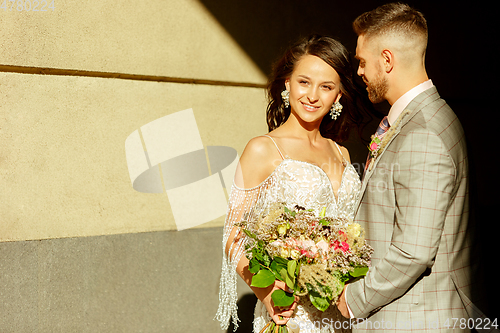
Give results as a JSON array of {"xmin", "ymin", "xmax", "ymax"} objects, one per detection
[{"xmin": 198, "ymin": 0, "xmax": 498, "ymax": 329}]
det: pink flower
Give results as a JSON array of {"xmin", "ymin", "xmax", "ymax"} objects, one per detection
[
  {"xmin": 298, "ymin": 240, "xmax": 318, "ymax": 258},
  {"xmin": 270, "ymin": 240, "xmax": 284, "ymax": 247},
  {"xmin": 301, "ymin": 248, "xmax": 316, "ymax": 259},
  {"xmin": 333, "ymin": 240, "xmax": 350, "ymax": 253},
  {"xmin": 369, "ymin": 142, "xmax": 378, "ymax": 151},
  {"xmin": 300, "ymin": 240, "xmax": 315, "ymax": 249},
  {"xmin": 316, "ymin": 240, "xmax": 329, "ymax": 253}
]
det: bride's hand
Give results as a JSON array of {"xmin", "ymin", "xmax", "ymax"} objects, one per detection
[
  {"xmin": 255, "ymin": 279, "xmax": 298, "ymax": 325},
  {"xmin": 235, "ymin": 252, "xmax": 298, "ymax": 325}
]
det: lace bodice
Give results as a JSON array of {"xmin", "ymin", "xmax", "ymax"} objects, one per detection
[
  {"xmin": 216, "ymin": 140, "xmax": 362, "ymax": 333},
  {"xmin": 251, "ymin": 159, "xmax": 360, "ymax": 221}
]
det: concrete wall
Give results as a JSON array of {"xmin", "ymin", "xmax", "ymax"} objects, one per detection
[
  {"xmin": 1, "ymin": 72, "xmax": 267, "ymax": 240},
  {"xmin": 1, "ymin": 0, "xmax": 268, "ymax": 242},
  {"xmin": 1, "ymin": 1, "xmax": 264, "ymax": 332},
  {"xmin": 0, "ymin": 228, "xmax": 252, "ymax": 332}
]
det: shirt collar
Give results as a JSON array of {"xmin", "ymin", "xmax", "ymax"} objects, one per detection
[{"xmin": 387, "ymin": 80, "xmax": 434, "ymax": 126}]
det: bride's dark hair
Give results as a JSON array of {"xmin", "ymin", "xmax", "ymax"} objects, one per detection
[{"xmin": 266, "ymin": 34, "xmax": 371, "ymax": 143}]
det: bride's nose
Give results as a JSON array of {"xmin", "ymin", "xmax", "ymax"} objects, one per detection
[{"xmin": 306, "ymin": 87, "xmax": 319, "ymax": 103}]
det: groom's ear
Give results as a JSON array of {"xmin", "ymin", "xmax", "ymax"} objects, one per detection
[{"xmin": 381, "ymin": 49, "xmax": 394, "ymax": 73}]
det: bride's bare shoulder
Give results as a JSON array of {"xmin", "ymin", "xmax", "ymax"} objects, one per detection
[
  {"xmin": 242, "ymin": 136, "xmax": 276, "ymax": 158},
  {"xmin": 234, "ymin": 136, "xmax": 282, "ymax": 189}
]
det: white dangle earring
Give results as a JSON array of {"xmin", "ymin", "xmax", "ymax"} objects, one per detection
[
  {"xmin": 281, "ymin": 90, "xmax": 290, "ymax": 108},
  {"xmin": 330, "ymin": 101, "xmax": 343, "ymax": 120}
]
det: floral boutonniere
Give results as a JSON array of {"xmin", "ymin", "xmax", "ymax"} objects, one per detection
[
  {"xmin": 367, "ymin": 128, "xmax": 395, "ymax": 162},
  {"xmin": 368, "ymin": 136, "xmax": 382, "ymax": 158},
  {"xmin": 367, "ymin": 109, "xmax": 412, "ymax": 163}
]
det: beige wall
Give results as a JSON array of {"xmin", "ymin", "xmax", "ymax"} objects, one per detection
[
  {"xmin": 1, "ymin": 0, "xmax": 265, "ymax": 83},
  {"xmin": 0, "ymin": 0, "xmax": 268, "ymax": 241}
]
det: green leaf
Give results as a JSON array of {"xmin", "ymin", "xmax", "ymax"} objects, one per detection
[
  {"xmin": 273, "ymin": 256, "xmax": 289, "ymax": 265},
  {"xmin": 280, "ymin": 267, "xmax": 287, "ymax": 281},
  {"xmin": 271, "ymin": 289, "xmax": 295, "ymax": 307},
  {"xmin": 295, "ymin": 262, "xmax": 301, "ymax": 276},
  {"xmin": 252, "ymin": 247, "xmax": 271, "ymax": 267},
  {"xmin": 248, "ymin": 258, "xmax": 261, "ymax": 274},
  {"xmin": 251, "ymin": 269, "xmax": 276, "ymax": 288},
  {"xmin": 350, "ymin": 266, "xmax": 369, "ymax": 278},
  {"xmin": 285, "ymin": 260, "xmax": 296, "ymax": 289},
  {"xmin": 319, "ymin": 206, "xmax": 326, "ymax": 218},
  {"xmin": 270, "ymin": 260, "xmax": 287, "ymax": 281},
  {"xmin": 309, "ymin": 292, "xmax": 331, "ymax": 312},
  {"xmin": 284, "ymin": 206, "xmax": 296, "ymax": 217},
  {"xmin": 252, "ymin": 248, "xmax": 263, "ymax": 262},
  {"xmin": 287, "ymin": 260, "xmax": 297, "ymax": 278},
  {"xmin": 285, "ymin": 275, "xmax": 294, "ymax": 290},
  {"xmin": 262, "ymin": 252, "xmax": 271, "ymax": 267},
  {"xmin": 305, "ymin": 282, "xmax": 336, "ymax": 312},
  {"xmin": 242, "ymin": 229, "xmax": 256, "ymax": 239}
]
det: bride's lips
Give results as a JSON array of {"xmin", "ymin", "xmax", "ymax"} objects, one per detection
[{"xmin": 301, "ymin": 102, "xmax": 320, "ymax": 112}]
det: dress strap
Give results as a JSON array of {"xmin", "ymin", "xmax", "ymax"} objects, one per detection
[
  {"xmin": 262, "ymin": 135, "xmax": 286, "ymax": 160},
  {"xmin": 333, "ymin": 142, "xmax": 348, "ymax": 166}
]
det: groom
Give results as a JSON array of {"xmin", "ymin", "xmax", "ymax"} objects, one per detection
[{"xmin": 337, "ymin": 3, "xmax": 484, "ymax": 332}]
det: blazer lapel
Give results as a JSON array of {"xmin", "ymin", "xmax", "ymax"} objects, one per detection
[{"xmin": 354, "ymin": 86, "xmax": 441, "ymax": 214}]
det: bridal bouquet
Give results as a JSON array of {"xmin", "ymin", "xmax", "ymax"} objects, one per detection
[{"xmin": 236, "ymin": 202, "xmax": 373, "ymax": 333}]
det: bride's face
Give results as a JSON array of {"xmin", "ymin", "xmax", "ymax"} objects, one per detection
[{"xmin": 285, "ymin": 55, "xmax": 342, "ymax": 125}]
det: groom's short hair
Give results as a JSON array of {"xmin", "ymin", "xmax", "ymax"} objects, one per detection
[{"xmin": 353, "ymin": 3, "xmax": 428, "ymax": 57}]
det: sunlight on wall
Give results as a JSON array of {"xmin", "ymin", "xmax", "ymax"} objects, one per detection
[{"xmin": 0, "ymin": 0, "xmax": 268, "ymax": 241}]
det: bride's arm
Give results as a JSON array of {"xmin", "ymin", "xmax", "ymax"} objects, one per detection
[
  {"xmin": 226, "ymin": 227, "xmax": 296, "ymax": 326},
  {"xmin": 218, "ymin": 137, "xmax": 297, "ymax": 328}
]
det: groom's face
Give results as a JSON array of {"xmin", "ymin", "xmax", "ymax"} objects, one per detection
[{"xmin": 355, "ymin": 35, "xmax": 388, "ymax": 104}]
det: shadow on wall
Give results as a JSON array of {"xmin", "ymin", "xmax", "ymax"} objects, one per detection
[
  {"xmin": 198, "ymin": 0, "xmax": 394, "ymax": 76},
  {"xmin": 227, "ymin": 294, "xmax": 258, "ymax": 333}
]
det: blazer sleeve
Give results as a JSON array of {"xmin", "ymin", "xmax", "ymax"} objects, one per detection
[{"xmin": 346, "ymin": 129, "xmax": 457, "ymax": 318}]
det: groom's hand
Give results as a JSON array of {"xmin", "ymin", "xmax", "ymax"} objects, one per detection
[{"xmin": 337, "ymin": 286, "xmax": 350, "ymax": 318}]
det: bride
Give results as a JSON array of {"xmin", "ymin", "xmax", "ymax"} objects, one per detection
[{"xmin": 216, "ymin": 35, "xmax": 369, "ymax": 333}]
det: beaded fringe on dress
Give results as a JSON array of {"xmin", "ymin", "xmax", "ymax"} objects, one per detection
[{"xmin": 215, "ymin": 183, "xmax": 266, "ymax": 331}]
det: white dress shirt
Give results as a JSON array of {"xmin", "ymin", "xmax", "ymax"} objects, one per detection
[{"xmin": 387, "ymin": 79, "xmax": 434, "ymax": 126}]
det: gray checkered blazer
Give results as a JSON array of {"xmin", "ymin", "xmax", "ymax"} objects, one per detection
[{"xmin": 346, "ymin": 87, "xmax": 484, "ymax": 332}]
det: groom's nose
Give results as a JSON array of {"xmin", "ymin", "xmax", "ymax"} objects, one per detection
[{"xmin": 357, "ymin": 65, "xmax": 364, "ymax": 78}]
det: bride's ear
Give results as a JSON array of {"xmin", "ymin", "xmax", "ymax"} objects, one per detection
[
  {"xmin": 335, "ymin": 92, "xmax": 343, "ymax": 103},
  {"xmin": 284, "ymin": 79, "xmax": 290, "ymax": 92}
]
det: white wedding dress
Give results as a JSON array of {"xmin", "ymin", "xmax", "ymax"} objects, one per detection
[{"xmin": 216, "ymin": 136, "xmax": 362, "ymax": 333}]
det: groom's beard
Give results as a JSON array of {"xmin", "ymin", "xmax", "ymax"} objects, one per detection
[{"xmin": 366, "ymin": 71, "xmax": 388, "ymax": 104}]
